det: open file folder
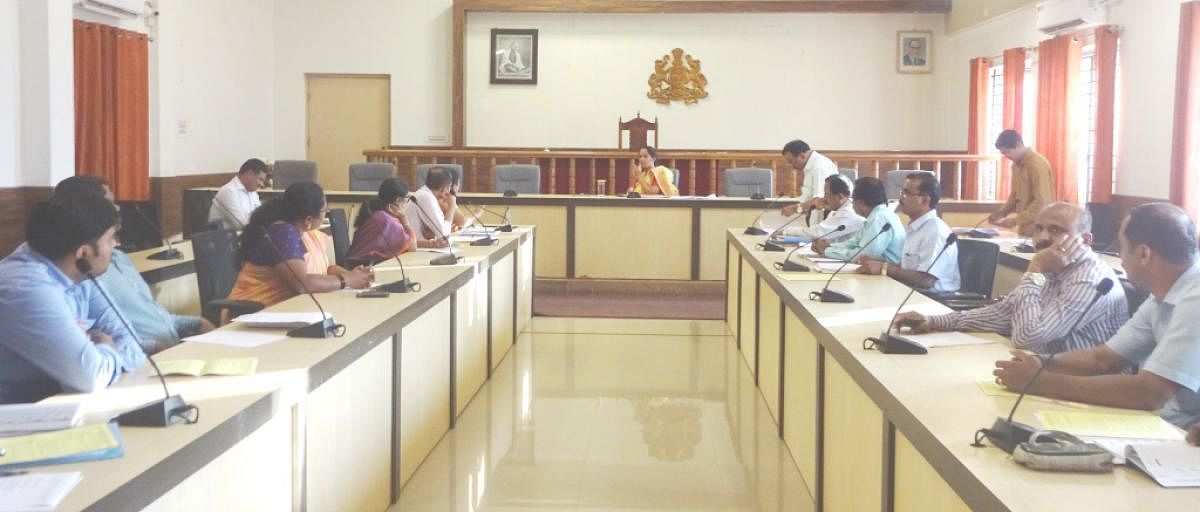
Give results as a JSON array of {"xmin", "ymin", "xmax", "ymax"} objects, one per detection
[{"xmin": 0, "ymin": 422, "xmax": 124, "ymax": 471}]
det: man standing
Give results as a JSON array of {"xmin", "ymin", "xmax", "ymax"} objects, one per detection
[
  {"xmin": 859, "ymin": 172, "xmax": 959, "ymax": 293},
  {"xmin": 894, "ymin": 202, "xmax": 1127, "ymax": 354},
  {"xmin": 209, "ymin": 158, "xmax": 270, "ymax": 230},
  {"xmin": 989, "ymin": 130, "xmax": 1055, "ymax": 237},
  {"xmin": 992, "ymin": 203, "xmax": 1200, "ymax": 429}
]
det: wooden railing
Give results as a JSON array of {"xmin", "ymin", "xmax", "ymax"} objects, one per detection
[{"xmin": 363, "ymin": 147, "xmax": 1004, "ymax": 200}]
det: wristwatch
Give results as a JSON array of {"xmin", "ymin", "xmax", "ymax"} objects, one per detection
[
  {"xmin": 338, "ymin": 275, "xmax": 347, "ymax": 290},
  {"xmin": 1023, "ymin": 271, "xmax": 1046, "ymax": 287}
]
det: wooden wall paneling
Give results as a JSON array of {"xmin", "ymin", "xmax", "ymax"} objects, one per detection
[
  {"xmin": 0, "ymin": 187, "xmax": 53, "ymax": 256},
  {"xmin": 608, "ymin": 158, "xmax": 616, "ymax": 195},
  {"xmin": 710, "ymin": 159, "xmax": 718, "ymax": 195},
  {"xmin": 151, "ymin": 173, "xmax": 231, "ymax": 238}
]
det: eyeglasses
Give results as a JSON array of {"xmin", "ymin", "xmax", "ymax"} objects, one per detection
[{"xmin": 899, "ymin": 188, "xmax": 925, "ymax": 198}]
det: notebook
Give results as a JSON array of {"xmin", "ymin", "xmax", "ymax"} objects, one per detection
[
  {"xmin": 155, "ymin": 358, "xmax": 258, "ymax": 377},
  {"xmin": 1125, "ymin": 443, "xmax": 1200, "ymax": 487},
  {"xmin": 0, "ymin": 471, "xmax": 83, "ymax": 512},
  {"xmin": 0, "ymin": 404, "xmax": 81, "ymax": 434},
  {"xmin": 0, "ymin": 422, "xmax": 124, "ymax": 471}
]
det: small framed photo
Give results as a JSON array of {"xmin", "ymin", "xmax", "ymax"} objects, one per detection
[
  {"xmin": 897, "ymin": 30, "xmax": 933, "ymax": 74},
  {"xmin": 490, "ymin": 28, "xmax": 538, "ymax": 85}
]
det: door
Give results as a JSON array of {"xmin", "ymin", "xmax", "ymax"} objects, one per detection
[{"xmin": 306, "ymin": 74, "xmax": 390, "ymax": 191}]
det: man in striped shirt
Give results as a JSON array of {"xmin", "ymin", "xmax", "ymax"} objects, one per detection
[{"xmin": 892, "ymin": 202, "xmax": 1127, "ymax": 354}]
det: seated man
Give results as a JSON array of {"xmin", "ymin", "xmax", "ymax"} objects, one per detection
[
  {"xmin": 55, "ymin": 177, "xmax": 215, "ymax": 353},
  {"xmin": 0, "ymin": 195, "xmax": 146, "ymax": 403},
  {"xmin": 405, "ymin": 166, "xmax": 456, "ymax": 248},
  {"xmin": 813, "ymin": 176, "xmax": 905, "ymax": 264},
  {"xmin": 858, "ymin": 172, "xmax": 959, "ymax": 293},
  {"xmin": 993, "ymin": 203, "xmax": 1199, "ymax": 428},
  {"xmin": 895, "ymin": 202, "xmax": 1127, "ymax": 354},
  {"xmin": 208, "ymin": 158, "xmax": 269, "ymax": 230},
  {"xmin": 772, "ymin": 175, "xmax": 863, "ymax": 244}
]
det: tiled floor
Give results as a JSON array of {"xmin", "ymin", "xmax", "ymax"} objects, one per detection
[{"xmin": 392, "ymin": 318, "xmax": 814, "ymax": 512}]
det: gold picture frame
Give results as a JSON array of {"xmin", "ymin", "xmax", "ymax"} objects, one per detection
[{"xmin": 897, "ymin": 30, "xmax": 933, "ymax": 74}]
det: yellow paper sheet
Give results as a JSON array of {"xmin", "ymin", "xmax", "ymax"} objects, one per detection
[
  {"xmin": 776, "ymin": 273, "xmax": 839, "ymax": 282},
  {"xmin": 0, "ymin": 423, "xmax": 117, "ymax": 466},
  {"xmin": 975, "ymin": 378, "xmax": 1089, "ymax": 409},
  {"xmin": 156, "ymin": 358, "xmax": 258, "ymax": 377},
  {"xmin": 155, "ymin": 360, "xmax": 207, "ymax": 376},
  {"xmin": 1035, "ymin": 410, "xmax": 1184, "ymax": 439}
]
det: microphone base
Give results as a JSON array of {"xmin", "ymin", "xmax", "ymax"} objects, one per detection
[
  {"xmin": 471, "ymin": 238, "xmax": 498, "ymax": 246},
  {"xmin": 874, "ymin": 332, "xmax": 928, "ymax": 354},
  {"xmin": 377, "ymin": 278, "xmax": 417, "ymax": 293},
  {"xmin": 982, "ymin": 417, "xmax": 1036, "ymax": 454},
  {"xmin": 430, "ymin": 253, "xmax": 460, "ymax": 266},
  {"xmin": 116, "ymin": 394, "xmax": 190, "ymax": 427},
  {"xmin": 750, "ymin": 193, "xmax": 766, "ymax": 200},
  {"xmin": 815, "ymin": 289, "xmax": 855, "ymax": 303},
  {"xmin": 148, "ymin": 248, "xmax": 183, "ymax": 260},
  {"xmin": 743, "ymin": 226, "xmax": 768, "ymax": 235},
  {"xmin": 496, "ymin": 224, "xmax": 513, "ymax": 232},
  {"xmin": 625, "ymin": 192, "xmax": 641, "ymax": 198},
  {"xmin": 779, "ymin": 260, "xmax": 810, "ymax": 272},
  {"xmin": 503, "ymin": 190, "xmax": 518, "ymax": 197},
  {"xmin": 761, "ymin": 241, "xmax": 786, "ymax": 252},
  {"xmin": 967, "ymin": 229, "xmax": 996, "ymax": 239},
  {"xmin": 288, "ymin": 318, "xmax": 336, "ymax": 338}
]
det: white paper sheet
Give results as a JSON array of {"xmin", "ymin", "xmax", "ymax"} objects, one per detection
[
  {"xmin": 183, "ymin": 329, "xmax": 288, "ymax": 348},
  {"xmin": 0, "ymin": 403, "xmax": 81, "ymax": 433},
  {"xmin": 1126, "ymin": 443, "xmax": 1200, "ymax": 487},
  {"xmin": 0, "ymin": 472, "xmax": 82, "ymax": 512},
  {"xmin": 230, "ymin": 312, "xmax": 331, "ymax": 328}
]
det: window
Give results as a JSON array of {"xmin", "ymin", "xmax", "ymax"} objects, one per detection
[
  {"xmin": 984, "ymin": 63, "xmax": 1005, "ymax": 200},
  {"xmin": 1077, "ymin": 44, "xmax": 1099, "ymax": 203}
]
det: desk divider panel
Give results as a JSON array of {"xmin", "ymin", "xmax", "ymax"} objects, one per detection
[
  {"xmin": 517, "ymin": 234, "xmax": 534, "ymax": 332},
  {"xmin": 507, "ymin": 206, "xmax": 567, "ymax": 278},
  {"xmin": 456, "ymin": 271, "xmax": 490, "ymax": 417},
  {"xmin": 739, "ymin": 258, "xmax": 758, "ymax": 376},
  {"xmin": 700, "ymin": 208, "xmax": 764, "ymax": 280},
  {"xmin": 399, "ymin": 298, "xmax": 453, "ymax": 487},
  {"xmin": 893, "ymin": 429, "xmax": 972, "ymax": 512},
  {"xmin": 757, "ymin": 284, "xmax": 783, "ymax": 427},
  {"xmin": 574, "ymin": 206, "xmax": 692, "ymax": 279},
  {"xmin": 726, "ymin": 242, "xmax": 740, "ymax": 337},
  {"xmin": 821, "ymin": 352, "xmax": 884, "ymax": 512},
  {"xmin": 490, "ymin": 252, "xmax": 516, "ymax": 370},
  {"xmin": 782, "ymin": 308, "xmax": 821, "ymax": 501}
]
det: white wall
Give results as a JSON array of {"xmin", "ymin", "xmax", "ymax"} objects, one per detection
[
  {"xmin": 0, "ymin": 0, "xmax": 19, "ymax": 188},
  {"xmin": 18, "ymin": 0, "xmax": 74, "ymax": 188},
  {"xmin": 464, "ymin": 12, "xmax": 945, "ymax": 150},
  {"xmin": 273, "ymin": 0, "xmax": 455, "ymax": 160}
]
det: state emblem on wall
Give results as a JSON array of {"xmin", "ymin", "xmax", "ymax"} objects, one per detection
[{"xmin": 647, "ymin": 48, "xmax": 708, "ymax": 105}]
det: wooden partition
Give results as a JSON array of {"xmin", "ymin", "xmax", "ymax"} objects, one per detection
[{"xmin": 364, "ymin": 147, "xmax": 1004, "ymax": 200}]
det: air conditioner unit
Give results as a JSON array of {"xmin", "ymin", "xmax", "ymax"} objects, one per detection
[
  {"xmin": 76, "ymin": 0, "xmax": 145, "ymax": 20},
  {"xmin": 1036, "ymin": 0, "xmax": 1107, "ymax": 35}
]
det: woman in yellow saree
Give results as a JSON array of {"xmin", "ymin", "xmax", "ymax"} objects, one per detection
[{"xmin": 630, "ymin": 146, "xmax": 679, "ymax": 197}]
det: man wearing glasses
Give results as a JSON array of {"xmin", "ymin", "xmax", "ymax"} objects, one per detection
[{"xmin": 858, "ymin": 172, "xmax": 959, "ymax": 293}]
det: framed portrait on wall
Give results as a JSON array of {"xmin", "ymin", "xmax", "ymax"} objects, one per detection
[
  {"xmin": 490, "ymin": 28, "xmax": 538, "ymax": 85},
  {"xmin": 897, "ymin": 30, "xmax": 933, "ymax": 74}
]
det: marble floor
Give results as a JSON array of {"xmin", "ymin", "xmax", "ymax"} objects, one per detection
[{"xmin": 392, "ymin": 317, "xmax": 814, "ymax": 512}]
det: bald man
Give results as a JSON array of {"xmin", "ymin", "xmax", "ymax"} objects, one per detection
[
  {"xmin": 894, "ymin": 202, "xmax": 1127, "ymax": 354},
  {"xmin": 994, "ymin": 203, "xmax": 1200, "ymax": 429}
]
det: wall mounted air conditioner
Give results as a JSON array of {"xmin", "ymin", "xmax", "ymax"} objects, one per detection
[
  {"xmin": 1036, "ymin": 0, "xmax": 1107, "ymax": 35},
  {"xmin": 76, "ymin": 0, "xmax": 145, "ymax": 20}
]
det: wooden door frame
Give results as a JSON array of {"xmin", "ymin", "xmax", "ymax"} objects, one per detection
[{"xmin": 304, "ymin": 73, "xmax": 393, "ymax": 162}]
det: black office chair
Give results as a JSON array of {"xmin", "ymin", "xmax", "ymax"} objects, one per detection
[
  {"xmin": 327, "ymin": 208, "xmax": 350, "ymax": 267},
  {"xmin": 192, "ymin": 229, "xmax": 264, "ymax": 325},
  {"xmin": 185, "ymin": 190, "xmax": 217, "ymax": 237},
  {"xmin": 1120, "ymin": 277, "xmax": 1149, "ymax": 314},
  {"xmin": 929, "ymin": 239, "xmax": 1000, "ymax": 310}
]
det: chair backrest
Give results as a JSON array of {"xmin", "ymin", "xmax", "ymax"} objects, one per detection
[
  {"xmin": 192, "ymin": 229, "xmax": 242, "ymax": 325},
  {"xmin": 1087, "ymin": 202, "xmax": 1118, "ymax": 251},
  {"xmin": 273, "ymin": 160, "xmax": 318, "ymax": 190},
  {"xmin": 186, "ymin": 190, "xmax": 217, "ymax": 237},
  {"xmin": 416, "ymin": 164, "xmax": 464, "ymax": 191},
  {"xmin": 493, "ymin": 164, "xmax": 541, "ymax": 194},
  {"xmin": 838, "ymin": 168, "xmax": 858, "ymax": 183},
  {"xmin": 723, "ymin": 167, "xmax": 773, "ymax": 197},
  {"xmin": 618, "ymin": 114, "xmax": 658, "ymax": 151},
  {"xmin": 956, "ymin": 239, "xmax": 999, "ymax": 297},
  {"xmin": 885, "ymin": 170, "xmax": 933, "ymax": 200},
  {"xmin": 348, "ymin": 162, "xmax": 395, "ymax": 192},
  {"xmin": 327, "ymin": 208, "xmax": 350, "ymax": 267},
  {"xmin": 672, "ymin": 168, "xmax": 680, "ymax": 188},
  {"xmin": 1120, "ymin": 277, "xmax": 1149, "ymax": 315}
]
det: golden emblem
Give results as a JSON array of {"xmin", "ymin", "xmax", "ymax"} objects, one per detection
[{"xmin": 647, "ymin": 48, "xmax": 708, "ymax": 105}]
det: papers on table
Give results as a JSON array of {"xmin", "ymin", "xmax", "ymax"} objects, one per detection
[
  {"xmin": 231, "ymin": 312, "xmax": 331, "ymax": 329},
  {"xmin": 0, "ymin": 404, "xmax": 81, "ymax": 434},
  {"xmin": 1084, "ymin": 437, "xmax": 1176, "ymax": 465},
  {"xmin": 1125, "ymin": 443, "xmax": 1200, "ymax": 487},
  {"xmin": 0, "ymin": 423, "xmax": 123, "ymax": 470},
  {"xmin": 1035, "ymin": 410, "xmax": 1184, "ymax": 440},
  {"xmin": 974, "ymin": 378, "xmax": 1089, "ymax": 409},
  {"xmin": 887, "ymin": 331, "xmax": 994, "ymax": 349},
  {"xmin": 814, "ymin": 261, "xmax": 859, "ymax": 273},
  {"xmin": 0, "ymin": 471, "xmax": 82, "ymax": 512},
  {"xmin": 155, "ymin": 357, "xmax": 259, "ymax": 377},
  {"xmin": 183, "ymin": 328, "xmax": 287, "ymax": 348},
  {"xmin": 776, "ymin": 273, "xmax": 839, "ymax": 282}
]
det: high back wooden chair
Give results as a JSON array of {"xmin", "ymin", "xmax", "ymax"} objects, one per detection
[{"xmin": 618, "ymin": 114, "xmax": 659, "ymax": 151}]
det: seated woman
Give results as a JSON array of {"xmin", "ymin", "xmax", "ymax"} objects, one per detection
[
  {"xmin": 629, "ymin": 146, "xmax": 679, "ymax": 197},
  {"xmin": 346, "ymin": 178, "xmax": 416, "ymax": 265},
  {"xmin": 228, "ymin": 182, "xmax": 374, "ymax": 308}
]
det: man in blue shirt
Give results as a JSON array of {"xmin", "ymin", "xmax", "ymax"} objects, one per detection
[
  {"xmin": 813, "ymin": 176, "xmax": 905, "ymax": 264},
  {"xmin": 995, "ymin": 203, "xmax": 1200, "ymax": 428},
  {"xmin": 858, "ymin": 172, "xmax": 959, "ymax": 292},
  {"xmin": 0, "ymin": 195, "xmax": 146, "ymax": 403},
  {"xmin": 55, "ymin": 177, "xmax": 214, "ymax": 353}
]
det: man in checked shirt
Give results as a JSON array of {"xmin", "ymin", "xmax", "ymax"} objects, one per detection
[{"xmin": 892, "ymin": 202, "xmax": 1128, "ymax": 354}]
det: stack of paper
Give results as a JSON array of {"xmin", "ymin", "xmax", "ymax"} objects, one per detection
[
  {"xmin": 155, "ymin": 358, "xmax": 259, "ymax": 377},
  {"xmin": 183, "ymin": 329, "xmax": 287, "ymax": 348},
  {"xmin": 230, "ymin": 312, "xmax": 331, "ymax": 328},
  {"xmin": 1035, "ymin": 410, "xmax": 1189, "ymax": 470},
  {"xmin": 0, "ymin": 472, "xmax": 83, "ymax": 512},
  {"xmin": 0, "ymin": 404, "xmax": 81, "ymax": 434},
  {"xmin": 1125, "ymin": 443, "xmax": 1200, "ymax": 487}
]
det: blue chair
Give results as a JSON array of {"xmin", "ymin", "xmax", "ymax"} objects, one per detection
[
  {"xmin": 493, "ymin": 164, "xmax": 541, "ymax": 194},
  {"xmin": 723, "ymin": 167, "xmax": 773, "ymax": 197},
  {"xmin": 416, "ymin": 164, "xmax": 464, "ymax": 190},
  {"xmin": 838, "ymin": 168, "xmax": 858, "ymax": 182},
  {"xmin": 348, "ymin": 162, "xmax": 395, "ymax": 192},
  {"xmin": 272, "ymin": 160, "xmax": 317, "ymax": 190}
]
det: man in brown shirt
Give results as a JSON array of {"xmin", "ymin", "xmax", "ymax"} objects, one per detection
[{"xmin": 988, "ymin": 130, "xmax": 1056, "ymax": 236}]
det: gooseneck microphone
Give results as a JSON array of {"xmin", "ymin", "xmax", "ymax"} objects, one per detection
[
  {"xmin": 758, "ymin": 213, "xmax": 809, "ymax": 252},
  {"xmin": 127, "ymin": 204, "xmax": 182, "ymax": 260},
  {"xmin": 809, "ymin": 223, "xmax": 893, "ymax": 303},
  {"xmin": 376, "ymin": 253, "xmax": 420, "ymax": 293},
  {"xmin": 864, "ymin": 233, "xmax": 958, "ymax": 355},
  {"xmin": 409, "ymin": 194, "xmax": 461, "ymax": 266},
  {"xmin": 479, "ymin": 206, "xmax": 513, "ymax": 232},
  {"xmin": 262, "ymin": 231, "xmax": 344, "ymax": 338},
  {"xmin": 462, "ymin": 205, "xmax": 498, "ymax": 246},
  {"xmin": 975, "ymin": 278, "xmax": 1115, "ymax": 453},
  {"xmin": 776, "ymin": 225, "xmax": 847, "ymax": 272},
  {"xmin": 82, "ymin": 263, "xmax": 198, "ymax": 427},
  {"xmin": 743, "ymin": 196, "xmax": 794, "ymax": 235}
]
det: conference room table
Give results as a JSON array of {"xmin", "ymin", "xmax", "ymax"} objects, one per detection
[
  {"xmin": 724, "ymin": 229, "xmax": 1197, "ymax": 511},
  {"xmin": 36, "ymin": 227, "xmax": 535, "ymax": 511}
]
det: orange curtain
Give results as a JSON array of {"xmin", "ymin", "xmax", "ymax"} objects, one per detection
[
  {"xmin": 74, "ymin": 20, "xmax": 150, "ymax": 201},
  {"xmin": 965, "ymin": 57, "xmax": 991, "ymax": 200},
  {"xmin": 1091, "ymin": 26, "xmax": 1119, "ymax": 204},
  {"xmin": 1171, "ymin": 2, "xmax": 1200, "ymax": 222},
  {"xmin": 999, "ymin": 47, "xmax": 1026, "ymax": 199},
  {"xmin": 1036, "ymin": 34, "xmax": 1082, "ymax": 204}
]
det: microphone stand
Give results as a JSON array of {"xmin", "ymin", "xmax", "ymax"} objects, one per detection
[
  {"xmin": 810, "ymin": 223, "xmax": 894, "ymax": 303},
  {"xmin": 262, "ymin": 232, "xmax": 343, "ymax": 338},
  {"xmin": 376, "ymin": 254, "xmax": 420, "ymax": 293},
  {"xmin": 776, "ymin": 225, "xmax": 847, "ymax": 272},
  {"xmin": 743, "ymin": 195, "xmax": 792, "ymax": 235},
  {"xmin": 758, "ymin": 213, "xmax": 808, "ymax": 252},
  {"xmin": 479, "ymin": 206, "xmax": 514, "ymax": 232},
  {"xmin": 410, "ymin": 194, "xmax": 461, "ymax": 266},
  {"xmin": 127, "ymin": 203, "xmax": 182, "ymax": 260},
  {"xmin": 463, "ymin": 205, "xmax": 498, "ymax": 246},
  {"xmin": 975, "ymin": 278, "xmax": 1115, "ymax": 453},
  {"xmin": 864, "ymin": 233, "xmax": 958, "ymax": 355}
]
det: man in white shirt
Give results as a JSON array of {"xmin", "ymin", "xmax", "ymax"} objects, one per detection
[
  {"xmin": 208, "ymin": 158, "xmax": 269, "ymax": 230},
  {"xmin": 404, "ymin": 166, "xmax": 456, "ymax": 248},
  {"xmin": 756, "ymin": 139, "xmax": 841, "ymax": 232},
  {"xmin": 858, "ymin": 172, "xmax": 960, "ymax": 293},
  {"xmin": 772, "ymin": 175, "xmax": 863, "ymax": 244}
]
